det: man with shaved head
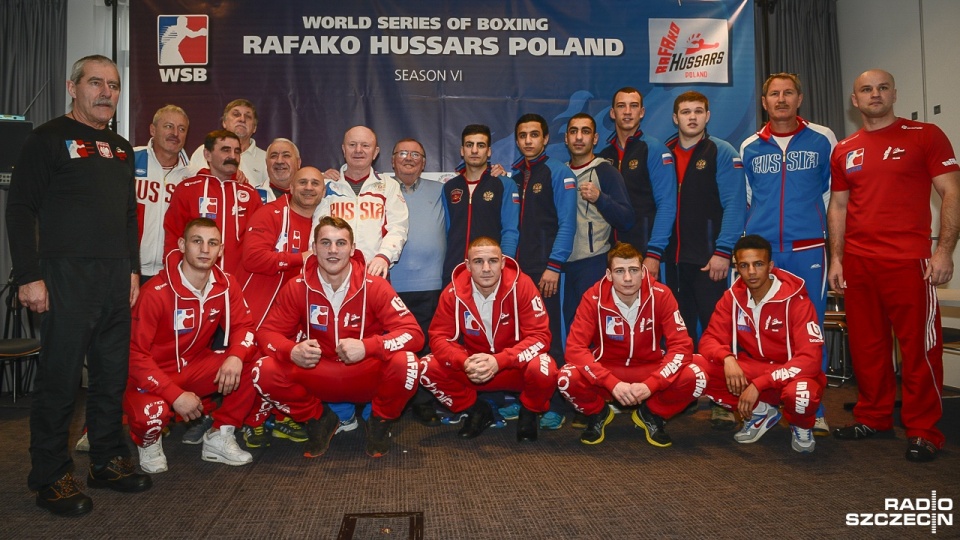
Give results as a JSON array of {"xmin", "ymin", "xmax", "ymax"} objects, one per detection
[
  {"xmin": 313, "ymin": 125, "xmax": 408, "ymax": 279},
  {"xmin": 263, "ymin": 138, "xmax": 302, "ymax": 202},
  {"xmin": 234, "ymin": 165, "xmax": 325, "ymax": 447},
  {"xmin": 829, "ymin": 69, "xmax": 960, "ymax": 462}
]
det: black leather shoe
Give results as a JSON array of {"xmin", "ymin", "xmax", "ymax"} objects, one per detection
[
  {"xmin": 365, "ymin": 415, "xmax": 394, "ymax": 457},
  {"xmin": 36, "ymin": 473, "xmax": 93, "ymax": 517},
  {"xmin": 580, "ymin": 404, "xmax": 615, "ymax": 445},
  {"xmin": 412, "ymin": 402, "xmax": 441, "ymax": 426},
  {"xmin": 906, "ymin": 437, "xmax": 938, "ymax": 462},
  {"xmin": 304, "ymin": 407, "xmax": 339, "ymax": 458},
  {"xmin": 832, "ymin": 422, "xmax": 879, "ymax": 440},
  {"xmin": 516, "ymin": 405, "xmax": 538, "ymax": 442},
  {"xmin": 458, "ymin": 400, "xmax": 494, "ymax": 439},
  {"xmin": 88, "ymin": 457, "xmax": 152, "ymax": 493}
]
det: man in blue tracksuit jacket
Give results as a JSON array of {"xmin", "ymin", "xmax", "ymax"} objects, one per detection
[
  {"xmin": 442, "ymin": 124, "xmax": 520, "ymax": 285},
  {"xmin": 597, "ymin": 87, "xmax": 677, "ymax": 280},
  {"xmin": 663, "ymin": 91, "xmax": 746, "ymax": 345},
  {"xmin": 511, "ymin": 114, "xmax": 577, "ymax": 365},
  {"xmin": 739, "ymin": 73, "xmax": 837, "ymax": 431}
]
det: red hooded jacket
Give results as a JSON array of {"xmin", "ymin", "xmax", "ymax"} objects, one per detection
[
  {"xmin": 699, "ymin": 267, "xmax": 824, "ymax": 392},
  {"xmin": 128, "ymin": 249, "xmax": 257, "ymax": 405},
  {"xmin": 565, "ymin": 269, "xmax": 693, "ymax": 393},
  {"xmin": 257, "ymin": 250, "xmax": 424, "ymax": 363},
  {"xmin": 429, "ymin": 256, "xmax": 551, "ymax": 372}
]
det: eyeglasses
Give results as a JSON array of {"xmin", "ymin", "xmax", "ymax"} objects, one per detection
[{"xmin": 394, "ymin": 150, "xmax": 424, "ymax": 160}]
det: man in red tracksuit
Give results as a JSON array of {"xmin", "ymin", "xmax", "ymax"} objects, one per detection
[
  {"xmin": 559, "ymin": 242, "xmax": 706, "ymax": 447},
  {"xmin": 163, "ymin": 130, "xmax": 263, "ymax": 274},
  {"xmin": 698, "ymin": 235, "xmax": 826, "ymax": 453},
  {"xmin": 829, "ymin": 69, "xmax": 960, "ymax": 462},
  {"xmin": 234, "ymin": 166, "xmax": 325, "ymax": 448},
  {"xmin": 421, "ymin": 237, "xmax": 557, "ymax": 442},
  {"xmin": 125, "ymin": 218, "xmax": 259, "ymax": 473},
  {"xmin": 253, "ymin": 216, "xmax": 423, "ymax": 458}
]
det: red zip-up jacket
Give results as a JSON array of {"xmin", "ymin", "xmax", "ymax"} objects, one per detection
[
  {"xmin": 257, "ymin": 250, "xmax": 424, "ymax": 363},
  {"xmin": 565, "ymin": 269, "xmax": 693, "ymax": 393},
  {"xmin": 128, "ymin": 250, "xmax": 257, "ymax": 405},
  {"xmin": 699, "ymin": 267, "xmax": 824, "ymax": 392},
  {"xmin": 429, "ymin": 256, "xmax": 551, "ymax": 372}
]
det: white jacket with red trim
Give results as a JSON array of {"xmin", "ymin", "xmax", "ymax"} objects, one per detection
[
  {"xmin": 128, "ymin": 250, "xmax": 257, "ymax": 405},
  {"xmin": 162, "ymin": 169, "xmax": 263, "ymax": 274},
  {"xmin": 565, "ymin": 269, "xmax": 693, "ymax": 393},
  {"xmin": 235, "ymin": 197, "xmax": 313, "ymax": 329},
  {"xmin": 312, "ymin": 166, "xmax": 408, "ymax": 265},
  {"xmin": 256, "ymin": 250, "xmax": 424, "ymax": 363},
  {"xmin": 699, "ymin": 267, "xmax": 824, "ymax": 392},
  {"xmin": 428, "ymin": 256, "xmax": 551, "ymax": 372}
]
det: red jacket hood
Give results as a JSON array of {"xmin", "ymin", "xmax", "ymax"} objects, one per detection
[
  {"xmin": 729, "ymin": 266, "xmax": 806, "ymax": 309},
  {"xmin": 302, "ymin": 248, "xmax": 368, "ymax": 294},
  {"xmin": 449, "ymin": 255, "xmax": 522, "ymax": 303}
]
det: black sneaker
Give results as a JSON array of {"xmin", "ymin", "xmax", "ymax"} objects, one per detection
[
  {"xmin": 365, "ymin": 415, "xmax": 393, "ymax": 458},
  {"xmin": 36, "ymin": 473, "xmax": 93, "ymax": 517},
  {"xmin": 570, "ymin": 412, "xmax": 589, "ymax": 430},
  {"xmin": 632, "ymin": 403, "xmax": 672, "ymax": 447},
  {"xmin": 412, "ymin": 402, "xmax": 441, "ymax": 426},
  {"xmin": 516, "ymin": 405, "xmax": 538, "ymax": 442},
  {"xmin": 906, "ymin": 437, "xmax": 938, "ymax": 462},
  {"xmin": 832, "ymin": 422, "xmax": 878, "ymax": 440},
  {"xmin": 304, "ymin": 408, "xmax": 338, "ymax": 458},
  {"xmin": 87, "ymin": 457, "xmax": 153, "ymax": 493},
  {"xmin": 580, "ymin": 404, "xmax": 614, "ymax": 445},
  {"xmin": 457, "ymin": 400, "xmax": 494, "ymax": 439}
]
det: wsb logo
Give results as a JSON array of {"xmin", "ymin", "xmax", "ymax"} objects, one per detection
[
  {"xmin": 846, "ymin": 491, "xmax": 953, "ymax": 534},
  {"xmin": 157, "ymin": 15, "xmax": 209, "ymax": 83}
]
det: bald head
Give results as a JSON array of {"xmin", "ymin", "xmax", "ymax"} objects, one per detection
[
  {"xmin": 342, "ymin": 126, "xmax": 380, "ymax": 175},
  {"xmin": 289, "ymin": 166, "xmax": 324, "ymax": 216},
  {"xmin": 851, "ymin": 69, "xmax": 898, "ymax": 127}
]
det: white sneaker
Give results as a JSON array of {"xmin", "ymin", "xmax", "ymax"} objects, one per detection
[
  {"xmin": 138, "ymin": 439, "xmax": 168, "ymax": 473},
  {"xmin": 75, "ymin": 432, "xmax": 90, "ymax": 452},
  {"xmin": 336, "ymin": 413, "xmax": 359, "ymax": 434},
  {"xmin": 201, "ymin": 425, "xmax": 253, "ymax": 466},
  {"xmin": 791, "ymin": 425, "xmax": 816, "ymax": 453},
  {"xmin": 813, "ymin": 416, "xmax": 830, "ymax": 437},
  {"xmin": 734, "ymin": 402, "xmax": 781, "ymax": 444}
]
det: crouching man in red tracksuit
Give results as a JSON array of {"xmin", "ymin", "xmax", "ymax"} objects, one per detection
[
  {"xmin": 125, "ymin": 218, "xmax": 259, "ymax": 473},
  {"xmin": 421, "ymin": 237, "xmax": 558, "ymax": 442},
  {"xmin": 698, "ymin": 234, "xmax": 826, "ymax": 453},
  {"xmin": 254, "ymin": 216, "xmax": 423, "ymax": 458},
  {"xmin": 559, "ymin": 242, "xmax": 706, "ymax": 447}
]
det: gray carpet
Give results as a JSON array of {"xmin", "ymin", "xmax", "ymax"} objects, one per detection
[{"xmin": 0, "ymin": 384, "xmax": 957, "ymax": 539}]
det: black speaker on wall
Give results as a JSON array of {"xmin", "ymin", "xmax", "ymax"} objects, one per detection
[{"xmin": 0, "ymin": 118, "xmax": 34, "ymax": 190}]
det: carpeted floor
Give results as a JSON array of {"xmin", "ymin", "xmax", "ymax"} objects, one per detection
[{"xmin": 0, "ymin": 383, "xmax": 957, "ymax": 539}]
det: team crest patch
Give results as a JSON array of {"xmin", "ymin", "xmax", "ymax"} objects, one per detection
[
  {"xmin": 628, "ymin": 159, "xmax": 639, "ymax": 170},
  {"xmin": 736, "ymin": 308, "xmax": 750, "ymax": 331},
  {"xmin": 66, "ymin": 140, "xmax": 92, "ymax": 159},
  {"xmin": 309, "ymin": 304, "xmax": 329, "ymax": 331},
  {"xmin": 198, "ymin": 197, "xmax": 217, "ymax": 218},
  {"xmin": 175, "ymin": 308, "xmax": 195, "ymax": 335},
  {"xmin": 845, "ymin": 148, "xmax": 864, "ymax": 173},
  {"xmin": 563, "ymin": 177, "xmax": 576, "ymax": 190},
  {"xmin": 532, "ymin": 183, "xmax": 543, "ymax": 194},
  {"xmin": 695, "ymin": 159, "xmax": 706, "ymax": 170},
  {"xmin": 661, "ymin": 152, "xmax": 674, "ymax": 166},
  {"xmin": 605, "ymin": 315, "xmax": 625, "ymax": 341},
  {"xmin": 483, "ymin": 190, "xmax": 494, "ymax": 202},
  {"xmin": 97, "ymin": 141, "xmax": 113, "ymax": 159},
  {"xmin": 511, "ymin": 192, "xmax": 520, "ymax": 204},
  {"xmin": 237, "ymin": 190, "xmax": 249, "ymax": 203},
  {"xmin": 450, "ymin": 188, "xmax": 464, "ymax": 204},
  {"xmin": 464, "ymin": 311, "xmax": 481, "ymax": 336}
]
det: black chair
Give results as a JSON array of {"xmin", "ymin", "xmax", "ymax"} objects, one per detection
[{"xmin": 0, "ymin": 338, "xmax": 40, "ymax": 402}]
